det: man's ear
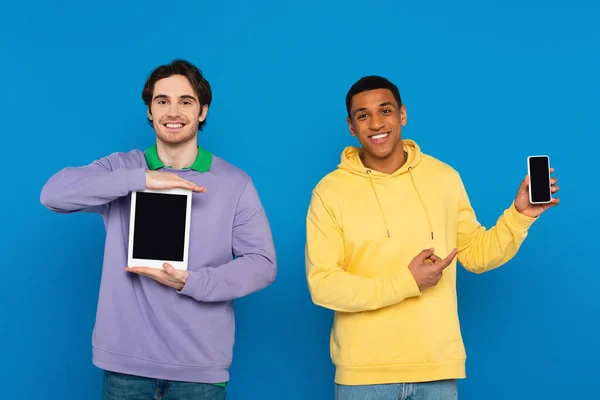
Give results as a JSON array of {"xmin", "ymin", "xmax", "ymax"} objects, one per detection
[
  {"xmin": 400, "ymin": 104, "xmax": 407, "ymax": 126},
  {"xmin": 199, "ymin": 104, "xmax": 209, "ymax": 123},
  {"xmin": 347, "ymin": 116, "xmax": 356, "ymax": 136}
]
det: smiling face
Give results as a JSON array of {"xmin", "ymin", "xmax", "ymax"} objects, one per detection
[
  {"xmin": 347, "ymin": 88, "xmax": 407, "ymax": 163},
  {"xmin": 148, "ymin": 74, "xmax": 208, "ymax": 146}
]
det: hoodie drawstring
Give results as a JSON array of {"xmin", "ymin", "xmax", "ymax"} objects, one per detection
[
  {"xmin": 408, "ymin": 166, "xmax": 434, "ymax": 240},
  {"xmin": 367, "ymin": 170, "xmax": 391, "ymax": 238},
  {"xmin": 366, "ymin": 167, "xmax": 434, "ymax": 240}
]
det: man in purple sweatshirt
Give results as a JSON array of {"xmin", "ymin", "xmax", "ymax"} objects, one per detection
[{"xmin": 40, "ymin": 59, "xmax": 277, "ymax": 399}]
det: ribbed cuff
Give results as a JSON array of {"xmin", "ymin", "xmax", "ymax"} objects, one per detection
[
  {"xmin": 125, "ymin": 168, "xmax": 147, "ymax": 192},
  {"xmin": 177, "ymin": 270, "xmax": 204, "ymax": 301},
  {"xmin": 505, "ymin": 202, "xmax": 538, "ymax": 230},
  {"xmin": 396, "ymin": 266, "xmax": 422, "ymax": 300}
]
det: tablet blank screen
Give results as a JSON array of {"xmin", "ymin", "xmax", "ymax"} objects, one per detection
[{"xmin": 132, "ymin": 192, "xmax": 188, "ymax": 262}]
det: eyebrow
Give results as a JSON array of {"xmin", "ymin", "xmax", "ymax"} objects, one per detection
[
  {"xmin": 352, "ymin": 102, "xmax": 397, "ymax": 118},
  {"xmin": 153, "ymin": 94, "xmax": 198, "ymax": 102}
]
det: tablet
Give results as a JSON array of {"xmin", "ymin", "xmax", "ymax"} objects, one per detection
[{"xmin": 127, "ymin": 188, "xmax": 192, "ymax": 270}]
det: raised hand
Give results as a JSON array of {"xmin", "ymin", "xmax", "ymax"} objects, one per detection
[
  {"xmin": 145, "ymin": 170, "xmax": 206, "ymax": 193},
  {"xmin": 408, "ymin": 248, "xmax": 458, "ymax": 291},
  {"xmin": 514, "ymin": 167, "xmax": 560, "ymax": 218}
]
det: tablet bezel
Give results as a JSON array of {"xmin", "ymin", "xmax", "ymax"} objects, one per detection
[{"xmin": 127, "ymin": 188, "xmax": 192, "ymax": 270}]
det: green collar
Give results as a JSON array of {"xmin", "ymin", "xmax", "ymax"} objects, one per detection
[{"xmin": 144, "ymin": 144, "xmax": 212, "ymax": 172}]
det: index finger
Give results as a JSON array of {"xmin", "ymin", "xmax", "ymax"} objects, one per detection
[
  {"xmin": 176, "ymin": 178, "xmax": 207, "ymax": 193},
  {"xmin": 190, "ymin": 184, "xmax": 207, "ymax": 193},
  {"xmin": 436, "ymin": 248, "xmax": 458, "ymax": 269}
]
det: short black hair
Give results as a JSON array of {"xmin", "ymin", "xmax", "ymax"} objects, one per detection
[
  {"xmin": 345, "ymin": 75, "xmax": 402, "ymax": 117},
  {"xmin": 142, "ymin": 59, "xmax": 212, "ymax": 131}
]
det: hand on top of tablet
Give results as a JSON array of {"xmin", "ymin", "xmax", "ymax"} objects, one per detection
[
  {"xmin": 126, "ymin": 263, "xmax": 188, "ymax": 290},
  {"xmin": 145, "ymin": 170, "xmax": 206, "ymax": 193}
]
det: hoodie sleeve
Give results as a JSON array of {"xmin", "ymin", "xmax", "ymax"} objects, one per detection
[
  {"xmin": 40, "ymin": 153, "xmax": 147, "ymax": 214},
  {"xmin": 178, "ymin": 178, "xmax": 277, "ymax": 302},
  {"xmin": 305, "ymin": 190, "xmax": 421, "ymax": 313},
  {"xmin": 456, "ymin": 176, "xmax": 537, "ymax": 273}
]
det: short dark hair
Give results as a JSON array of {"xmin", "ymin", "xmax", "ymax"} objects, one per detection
[
  {"xmin": 142, "ymin": 59, "xmax": 212, "ymax": 131},
  {"xmin": 345, "ymin": 75, "xmax": 402, "ymax": 117}
]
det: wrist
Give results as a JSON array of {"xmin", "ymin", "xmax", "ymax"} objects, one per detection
[
  {"xmin": 507, "ymin": 202, "xmax": 538, "ymax": 229},
  {"xmin": 180, "ymin": 270, "xmax": 189, "ymax": 284}
]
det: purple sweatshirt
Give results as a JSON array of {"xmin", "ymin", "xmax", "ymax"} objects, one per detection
[{"xmin": 40, "ymin": 148, "xmax": 277, "ymax": 383}]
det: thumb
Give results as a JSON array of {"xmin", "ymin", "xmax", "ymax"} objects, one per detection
[
  {"xmin": 520, "ymin": 175, "xmax": 529, "ymax": 190},
  {"xmin": 163, "ymin": 263, "xmax": 177, "ymax": 275},
  {"xmin": 416, "ymin": 248, "xmax": 435, "ymax": 262}
]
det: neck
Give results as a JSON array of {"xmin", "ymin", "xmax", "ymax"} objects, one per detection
[
  {"xmin": 362, "ymin": 147, "xmax": 407, "ymax": 175},
  {"xmin": 156, "ymin": 139, "xmax": 198, "ymax": 170}
]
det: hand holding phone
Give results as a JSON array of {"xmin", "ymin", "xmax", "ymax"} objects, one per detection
[{"xmin": 513, "ymin": 155, "xmax": 560, "ymax": 218}]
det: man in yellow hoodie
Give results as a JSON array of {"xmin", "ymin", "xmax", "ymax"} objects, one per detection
[{"xmin": 305, "ymin": 75, "xmax": 560, "ymax": 399}]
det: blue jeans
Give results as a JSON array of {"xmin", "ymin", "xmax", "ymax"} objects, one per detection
[
  {"xmin": 335, "ymin": 380, "xmax": 458, "ymax": 400},
  {"xmin": 102, "ymin": 370, "xmax": 226, "ymax": 400}
]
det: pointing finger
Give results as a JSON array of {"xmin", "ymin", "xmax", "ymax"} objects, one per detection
[
  {"xmin": 444, "ymin": 248, "xmax": 458, "ymax": 262},
  {"xmin": 437, "ymin": 248, "xmax": 458, "ymax": 269}
]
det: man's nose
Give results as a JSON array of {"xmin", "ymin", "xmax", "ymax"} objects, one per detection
[
  {"xmin": 167, "ymin": 103, "xmax": 180, "ymax": 116},
  {"xmin": 369, "ymin": 114, "xmax": 384, "ymax": 131}
]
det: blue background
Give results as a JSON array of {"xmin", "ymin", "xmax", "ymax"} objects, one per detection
[{"xmin": 1, "ymin": 0, "xmax": 597, "ymax": 398}]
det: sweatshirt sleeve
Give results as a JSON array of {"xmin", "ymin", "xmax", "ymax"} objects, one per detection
[
  {"xmin": 40, "ymin": 153, "xmax": 147, "ymax": 215},
  {"xmin": 305, "ymin": 190, "xmax": 421, "ymax": 313},
  {"xmin": 178, "ymin": 178, "xmax": 277, "ymax": 302},
  {"xmin": 456, "ymin": 176, "xmax": 537, "ymax": 273}
]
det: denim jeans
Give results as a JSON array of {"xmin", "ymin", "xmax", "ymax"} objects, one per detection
[
  {"xmin": 335, "ymin": 379, "xmax": 458, "ymax": 400},
  {"xmin": 102, "ymin": 370, "xmax": 226, "ymax": 400}
]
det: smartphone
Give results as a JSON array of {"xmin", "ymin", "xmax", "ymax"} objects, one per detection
[{"xmin": 527, "ymin": 155, "xmax": 552, "ymax": 204}]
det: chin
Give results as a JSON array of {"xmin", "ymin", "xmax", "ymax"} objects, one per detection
[
  {"xmin": 157, "ymin": 132, "xmax": 196, "ymax": 146},
  {"xmin": 158, "ymin": 136, "xmax": 194, "ymax": 146},
  {"xmin": 365, "ymin": 147, "xmax": 392, "ymax": 159}
]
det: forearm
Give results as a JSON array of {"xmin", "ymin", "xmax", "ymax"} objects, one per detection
[
  {"xmin": 305, "ymin": 190, "xmax": 420, "ymax": 312},
  {"xmin": 458, "ymin": 203, "xmax": 536, "ymax": 273},
  {"xmin": 306, "ymin": 264, "xmax": 421, "ymax": 312},
  {"xmin": 178, "ymin": 253, "xmax": 276, "ymax": 302},
  {"xmin": 41, "ymin": 165, "xmax": 146, "ymax": 213}
]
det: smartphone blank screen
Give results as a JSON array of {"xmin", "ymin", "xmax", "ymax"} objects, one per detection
[{"xmin": 529, "ymin": 156, "xmax": 551, "ymax": 203}]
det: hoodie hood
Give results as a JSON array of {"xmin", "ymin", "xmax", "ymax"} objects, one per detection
[
  {"xmin": 337, "ymin": 139, "xmax": 424, "ymax": 179},
  {"xmin": 336, "ymin": 139, "xmax": 433, "ymax": 239}
]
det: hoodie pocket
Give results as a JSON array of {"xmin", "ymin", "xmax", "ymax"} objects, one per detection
[
  {"xmin": 330, "ymin": 311, "xmax": 364, "ymax": 366},
  {"xmin": 347, "ymin": 296, "xmax": 466, "ymax": 367}
]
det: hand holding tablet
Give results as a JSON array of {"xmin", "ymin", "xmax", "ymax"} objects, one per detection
[
  {"xmin": 125, "ymin": 171, "xmax": 206, "ymax": 288},
  {"xmin": 127, "ymin": 187, "xmax": 193, "ymax": 269}
]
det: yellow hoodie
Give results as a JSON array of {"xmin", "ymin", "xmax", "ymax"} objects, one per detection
[{"xmin": 305, "ymin": 139, "xmax": 537, "ymax": 385}]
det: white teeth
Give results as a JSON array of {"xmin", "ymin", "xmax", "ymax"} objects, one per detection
[
  {"xmin": 371, "ymin": 133, "xmax": 388, "ymax": 140},
  {"xmin": 166, "ymin": 123, "xmax": 183, "ymax": 129}
]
